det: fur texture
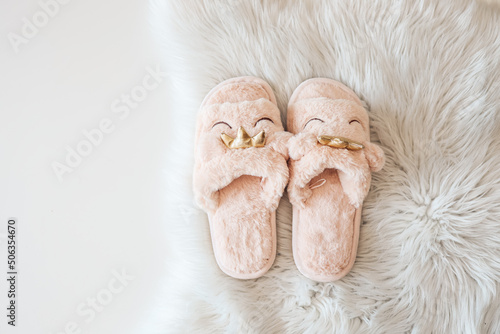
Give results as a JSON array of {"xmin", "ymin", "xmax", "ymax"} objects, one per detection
[
  {"xmin": 193, "ymin": 77, "xmax": 289, "ymax": 278},
  {"xmin": 287, "ymin": 78, "xmax": 385, "ymax": 281},
  {"xmin": 287, "ymin": 79, "xmax": 385, "ymax": 209},
  {"xmin": 150, "ymin": 0, "xmax": 500, "ymax": 332}
]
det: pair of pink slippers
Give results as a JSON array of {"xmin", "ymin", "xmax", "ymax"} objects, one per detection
[{"xmin": 193, "ymin": 76, "xmax": 385, "ymax": 282}]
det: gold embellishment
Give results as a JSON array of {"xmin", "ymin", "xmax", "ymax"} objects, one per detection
[
  {"xmin": 221, "ymin": 126, "xmax": 266, "ymax": 149},
  {"xmin": 317, "ymin": 135, "xmax": 364, "ymax": 150}
]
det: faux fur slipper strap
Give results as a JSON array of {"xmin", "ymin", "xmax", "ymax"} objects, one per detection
[
  {"xmin": 193, "ymin": 141, "xmax": 289, "ymax": 213},
  {"xmin": 287, "ymin": 132, "xmax": 384, "ymax": 209}
]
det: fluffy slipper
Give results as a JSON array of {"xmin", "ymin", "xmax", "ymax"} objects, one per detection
[
  {"xmin": 287, "ymin": 78, "xmax": 385, "ymax": 282},
  {"xmin": 193, "ymin": 76, "xmax": 291, "ymax": 279}
]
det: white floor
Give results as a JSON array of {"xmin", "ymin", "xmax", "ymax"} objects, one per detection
[{"xmin": 1, "ymin": 0, "xmax": 170, "ymax": 333}]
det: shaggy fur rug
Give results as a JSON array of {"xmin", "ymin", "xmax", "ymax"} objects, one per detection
[{"xmin": 149, "ymin": 0, "xmax": 500, "ymax": 333}]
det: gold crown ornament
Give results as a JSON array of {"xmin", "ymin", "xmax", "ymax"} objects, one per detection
[
  {"xmin": 221, "ymin": 127, "xmax": 266, "ymax": 149},
  {"xmin": 317, "ymin": 135, "xmax": 364, "ymax": 151}
]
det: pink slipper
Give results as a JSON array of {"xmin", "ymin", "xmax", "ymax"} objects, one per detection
[
  {"xmin": 287, "ymin": 78, "xmax": 385, "ymax": 282},
  {"xmin": 193, "ymin": 76, "xmax": 290, "ymax": 279}
]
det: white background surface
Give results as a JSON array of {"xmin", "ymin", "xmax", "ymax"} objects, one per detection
[{"xmin": 1, "ymin": 0, "xmax": 170, "ymax": 333}]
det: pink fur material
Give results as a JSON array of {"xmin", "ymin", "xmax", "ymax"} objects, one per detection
[
  {"xmin": 287, "ymin": 78, "xmax": 385, "ymax": 282},
  {"xmin": 194, "ymin": 142, "xmax": 289, "ymax": 212},
  {"xmin": 193, "ymin": 77, "xmax": 290, "ymax": 279},
  {"xmin": 288, "ymin": 135, "xmax": 382, "ymax": 209}
]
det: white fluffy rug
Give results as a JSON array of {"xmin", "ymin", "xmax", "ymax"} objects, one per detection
[{"xmin": 149, "ymin": 0, "xmax": 500, "ymax": 332}]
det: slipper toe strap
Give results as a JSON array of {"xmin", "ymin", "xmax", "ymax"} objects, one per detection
[
  {"xmin": 288, "ymin": 137, "xmax": 374, "ymax": 209},
  {"xmin": 193, "ymin": 147, "xmax": 289, "ymax": 213}
]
